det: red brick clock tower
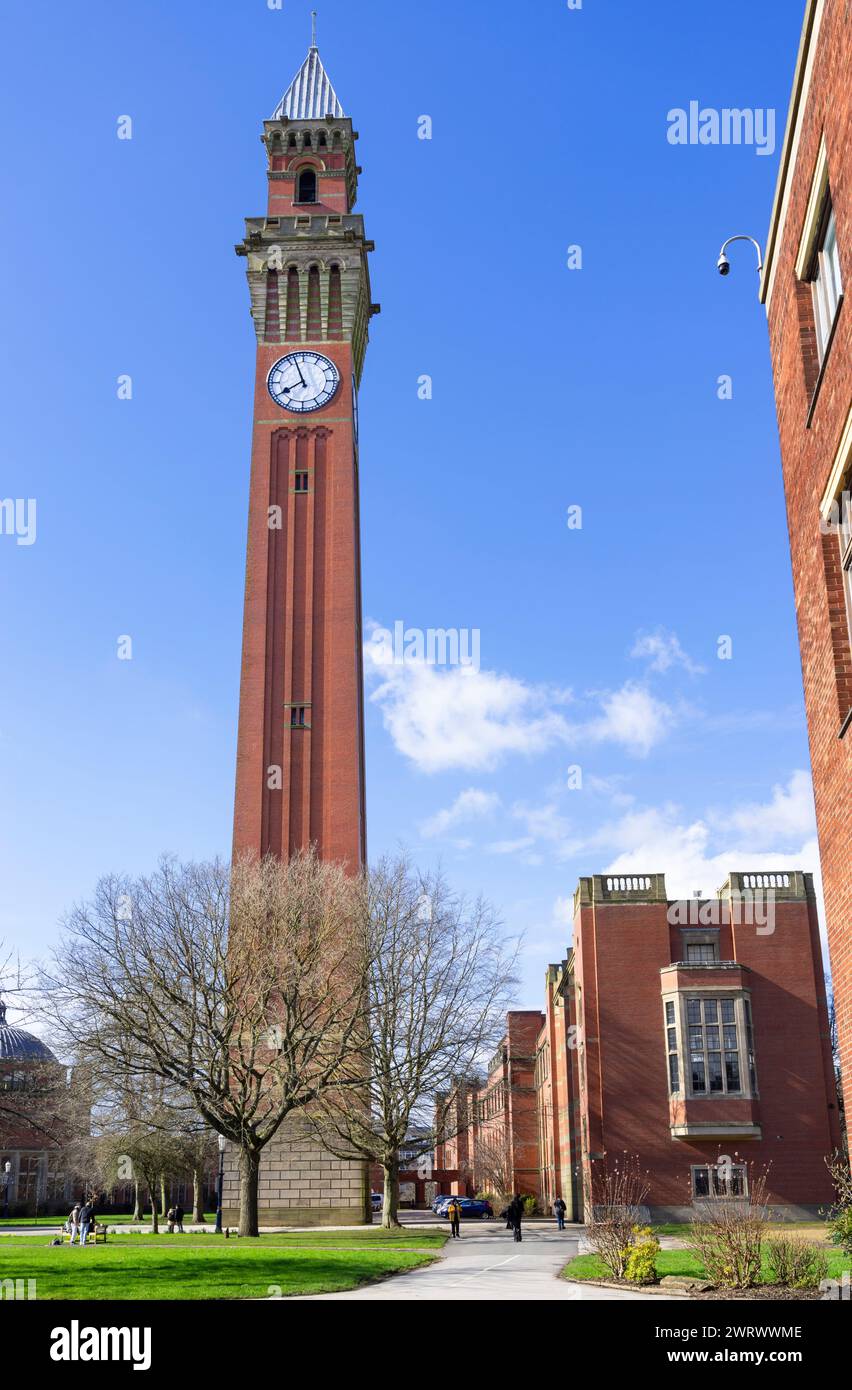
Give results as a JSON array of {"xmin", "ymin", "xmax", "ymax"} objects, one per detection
[{"xmin": 226, "ymin": 36, "xmax": 378, "ymax": 1225}]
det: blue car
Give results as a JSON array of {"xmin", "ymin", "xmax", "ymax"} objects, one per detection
[{"xmin": 433, "ymin": 1196, "xmax": 493, "ymax": 1220}]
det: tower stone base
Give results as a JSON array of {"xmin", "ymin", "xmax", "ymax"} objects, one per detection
[{"xmin": 222, "ymin": 1113, "xmax": 370, "ymax": 1227}]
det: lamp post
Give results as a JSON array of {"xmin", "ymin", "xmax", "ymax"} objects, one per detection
[
  {"xmin": 215, "ymin": 1135, "xmax": 226, "ymax": 1234},
  {"xmin": 2, "ymin": 1161, "xmax": 11, "ymax": 1219}
]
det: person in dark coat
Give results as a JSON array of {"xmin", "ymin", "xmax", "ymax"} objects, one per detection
[
  {"xmin": 553, "ymin": 1196, "xmax": 567, "ymax": 1230},
  {"xmin": 174, "ymin": 1203, "xmax": 185, "ymax": 1234},
  {"xmin": 509, "ymin": 1194, "xmax": 524, "ymax": 1242}
]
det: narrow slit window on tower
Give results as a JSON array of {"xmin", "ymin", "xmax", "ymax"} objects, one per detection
[
  {"xmin": 290, "ymin": 706, "xmax": 309, "ymax": 728},
  {"xmin": 294, "ymin": 471, "xmax": 309, "ymax": 493},
  {"xmin": 296, "ymin": 168, "xmax": 318, "ymax": 204}
]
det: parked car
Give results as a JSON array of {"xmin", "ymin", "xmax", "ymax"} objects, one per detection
[
  {"xmin": 371, "ymin": 1192, "xmax": 383, "ymax": 1212},
  {"xmin": 433, "ymin": 1196, "xmax": 493, "ymax": 1219}
]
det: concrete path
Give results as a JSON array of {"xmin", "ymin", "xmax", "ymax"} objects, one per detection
[{"xmin": 297, "ymin": 1224, "xmax": 676, "ymax": 1301}]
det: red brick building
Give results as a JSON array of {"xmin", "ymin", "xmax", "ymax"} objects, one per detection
[
  {"xmin": 0, "ymin": 1002, "xmax": 72, "ymax": 1215},
  {"xmin": 223, "ymin": 37, "xmax": 377, "ymax": 1226},
  {"xmin": 461, "ymin": 873, "xmax": 839, "ymax": 1220},
  {"xmin": 759, "ymin": 0, "xmax": 852, "ymax": 1124},
  {"xmin": 434, "ymin": 1016, "xmax": 545, "ymax": 1203}
]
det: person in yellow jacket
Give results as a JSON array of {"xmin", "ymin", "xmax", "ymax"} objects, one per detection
[{"xmin": 447, "ymin": 1197, "xmax": 462, "ymax": 1239}]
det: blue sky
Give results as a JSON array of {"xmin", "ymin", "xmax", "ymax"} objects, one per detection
[{"xmin": 0, "ymin": 0, "xmax": 820, "ymax": 1008}]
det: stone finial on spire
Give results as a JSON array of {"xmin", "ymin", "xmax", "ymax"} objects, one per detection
[
  {"xmin": 0, "ymin": 999, "xmax": 6, "ymax": 1026},
  {"xmin": 311, "ymin": 10, "xmax": 318, "ymax": 49}
]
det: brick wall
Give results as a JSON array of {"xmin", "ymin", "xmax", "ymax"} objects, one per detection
[{"xmin": 762, "ymin": 0, "xmax": 852, "ymax": 1123}]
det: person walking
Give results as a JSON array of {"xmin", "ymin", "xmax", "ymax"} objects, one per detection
[
  {"xmin": 509, "ymin": 1194, "xmax": 524, "ymax": 1243},
  {"xmin": 75, "ymin": 1198, "xmax": 94, "ymax": 1246},
  {"xmin": 174, "ymin": 1202, "xmax": 185, "ymax": 1234},
  {"xmin": 166, "ymin": 1206, "xmax": 176, "ymax": 1235},
  {"xmin": 553, "ymin": 1196, "xmax": 567, "ymax": 1231},
  {"xmin": 447, "ymin": 1197, "xmax": 462, "ymax": 1239}
]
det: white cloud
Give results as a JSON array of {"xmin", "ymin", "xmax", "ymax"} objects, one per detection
[
  {"xmin": 487, "ymin": 836, "xmax": 536, "ymax": 855},
  {"xmin": 721, "ymin": 770, "xmax": 816, "ymax": 845},
  {"xmin": 630, "ymin": 628, "xmax": 706, "ymax": 676},
  {"xmin": 585, "ymin": 773, "xmax": 821, "ymax": 908},
  {"xmin": 580, "ymin": 683, "xmax": 675, "ymax": 757},
  {"xmin": 552, "ymin": 894, "xmax": 574, "ymax": 926},
  {"xmin": 421, "ymin": 788, "xmax": 500, "ymax": 838},
  {"xmin": 364, "ymin": 628, "xmax": 676, "ymax": 772},
  {"xmin": 364, "ymin": 637, "xmax": 575, "ymax": 773}
]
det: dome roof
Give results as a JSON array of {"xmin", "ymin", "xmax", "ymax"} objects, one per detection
[{"xmin": 0, "ymin": 1001, "xmax": 58, "ymax": 1064}]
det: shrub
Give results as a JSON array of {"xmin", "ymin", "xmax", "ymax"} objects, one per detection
[
  {"xmin": 825, "ymin": 1152, "xmax": 852, "ymax": 1257},
  {"xmin": 583, "ymin": 1154, "xmax": 650, "ymax": 1280},
  {"xmin": 624, "ymin": 1225, "xmax": 660, "ymax": 1284},
  {"xmin": 522, "ymin": 1195, "xmax": 537, "ymax": 1217},
  {"xmin": 687, "ymin": 1165, "xmax": 769, "ymax": 1290},
  {"xmin": 766, "ymin": 1234, "xmax": 829, "ymax": 1290},
  {"xmin": 828, "ymin": 1205, "xmax": 852, "ymax": 1258}
]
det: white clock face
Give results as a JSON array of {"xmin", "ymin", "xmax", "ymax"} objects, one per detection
[{"xmin": 267, "ymin": 352, "xmax": 340, "ymax": 413}]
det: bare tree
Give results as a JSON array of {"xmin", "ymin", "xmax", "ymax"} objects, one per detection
[
  {"xmin": 308, "ymin": 855, "xmax": 517, "ymax": 1228},
  {"xmin": 826, "ymin": 976, "xmax": 847, "ymax": 1144},
  {"xmin": 38, "ymin": 851, "xmax": 367, "ymax": 1236},
  {"xmin": 583, "ymin": 1153, "xmax": 651, "ymax": 1279},
  {"xmin": 95, "ymin": 1120, "xmax": 185, "ymax": 1234},
  {"xmin": 472, "ymin": 1128, "xmax": 516, "ymax": 1205}
]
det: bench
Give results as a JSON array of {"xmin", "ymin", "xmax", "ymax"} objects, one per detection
[{"xmin": 64, "ymin": 1224, "xmax": 107, "ymax": 1245}]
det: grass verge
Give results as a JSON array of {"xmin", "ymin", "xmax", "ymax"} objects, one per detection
[
  {"xmin": 563, "ymin": 1247, "xmax": 850, "ymax": 1285},
  {"xmin": 0, "ymin": 1229, "xmax": 445, "ymax": 1299}
]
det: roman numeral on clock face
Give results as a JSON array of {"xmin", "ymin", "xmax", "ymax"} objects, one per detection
[{"xmin": 267, "ymin": 351, "xmax": 341, "ymax": 414}]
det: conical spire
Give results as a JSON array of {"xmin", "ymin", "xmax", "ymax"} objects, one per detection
[{"xmin": 271, "ymin": 18, "xmax": 344, "ymax": 121}]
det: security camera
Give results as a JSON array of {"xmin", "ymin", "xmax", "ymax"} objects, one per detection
[{"xmin": 717, "ymin": 253, "xmax": 731, "ymax": 277}]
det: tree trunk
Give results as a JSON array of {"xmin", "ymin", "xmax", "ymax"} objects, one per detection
[
  {"xmin": 381, "ymin": 1160, "xmax": 401, "ymax": 1229},
  {"xmin": 159, "ymin": 1174, "xmax": 166, "ymax": 1217},
  {"xmin": 239, "ymin": 1148, "xmax": 260, "ymax": 1238},
  {"xmin": 132, "ymin": 1181, "xmax": 141, "ymax": 1222},
  {"xmin": 148, "ymin": 1186, "xmax": 159, "ymax": 1234},
  {"xmin": 192, "ymin": 1164, "xmax": 205, "ymax": 1224}
]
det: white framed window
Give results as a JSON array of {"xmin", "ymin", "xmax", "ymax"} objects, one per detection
[
  {"xmin": 663, "ymin": 994, "xmax": 757, "ymax": 1099},
  {"xmin": 810, "ymin": 203, "xmax": 843, "ymax": 360},
  {"xmin": 687, "ymin": 997, "xmax": 742, "ymax": 1094},
  {"xmin": 840, "ymin": 486, "xmax": 852, "ymax": 654},
  {"xmin": 686, "ymin": 942, "xmax": 719, "ymax": 964},
  {"xmin": 692, "ymin": 1163, "xmax": 747, "ymax": 1199},
  {"xmin": 665, "ymin": 999, "xmax": 679, "ymax": 1094}
]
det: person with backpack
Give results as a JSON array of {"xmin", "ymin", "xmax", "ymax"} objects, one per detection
[
  {"xmin": 446, "ymin": 1197, "xmax": 462, "ymax": 1239},
  {"xmin": 553, "ymin": 1196, "xmax": 567, "ymax": 1230}
]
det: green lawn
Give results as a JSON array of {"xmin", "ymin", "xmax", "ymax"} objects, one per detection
[
  {"xmin": 0, "ymin": 1214, "xmax": 217, "ymax": 1228},
  {"xmin": 564, "ymin": 1247, "xmax": 850, "ymax": 1285},
  {"xmin": 0, "ymin": 1229, "xmax": 445, "ymax": 1299},
  {"xmin": 652, "ymin": 1220, "xmax": 833, "ymax": 1242},
  {"xmin": 2, "ymin": 1229, "xmax": 446, "ymax": 1247}
]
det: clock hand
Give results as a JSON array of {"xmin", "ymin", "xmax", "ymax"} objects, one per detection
[{"xmin": 294, "ymin": 361, "xmax": 308, "ymax": 388}]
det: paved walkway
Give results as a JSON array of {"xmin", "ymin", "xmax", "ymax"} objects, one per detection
[{"xmin": 297, "ymin": 1224, "xmax": 676, "ymax": 1301}]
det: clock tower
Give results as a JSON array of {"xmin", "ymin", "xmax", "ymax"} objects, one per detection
[{"xmin": 227, "ymin": 33, "xmax": 378, "ymax": 1225}]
